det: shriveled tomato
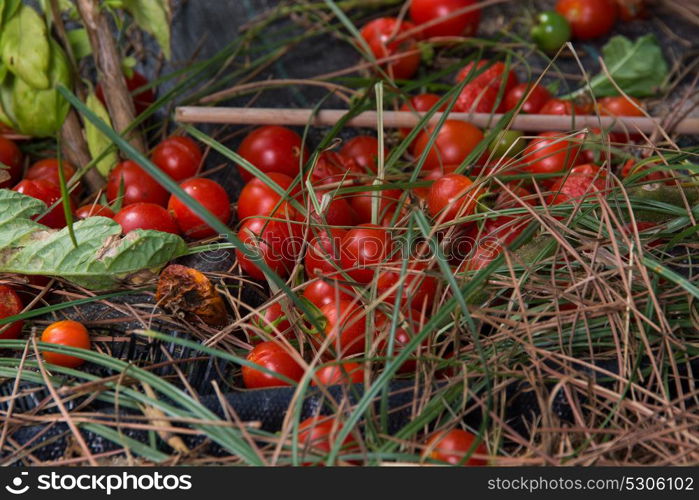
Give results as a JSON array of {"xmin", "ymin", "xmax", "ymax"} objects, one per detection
[
  {"xmin": 321, "ymin": 300, "xmax": 367, "ymax": 356},
  {"xmin": 302, "ymin": 280, "xmax": 355, "ymax": 309},
  {"xmin": 114, "ymin": 203, "xmax": 179, "ymax": 234},
  {"xmin": 25, "ymin": 158, "xmax": 77, "ymax": 190},
  {"xmin": 0, "ymin": 285, "xmax": 23, "ymax": 340},
  {"xmin": 0, "ymin": 136, "xmax": 22, "ymax": 188},
  {"xmin": 427, "ymin": 173, "xmax": 484, "ymax": 223},
  {"xmin": 555, "ymin": 0, "xmax": 618, "ymax": 40},
  {"xmin": 339, "ymin": 224, "xmax": 393, "ymax": 284},
  {"xmin": 13, "ymin": 179, "xmax": 73, "ymax": 229},
  {"xmin": 237, "ymin": 213, "xmax": 302, "ymax": 281},
  {"xmin": 359, "ymin": 17, "xmax": 421, "ymax": 80},
  {"xmin": 96, "ymin": 70, "xmax": 156, "ymax": 115},
  {"xmin": 454, "ymin": 82, "xmax": 503, "ymax": 114},
  {"xmin": 504, "ymin": 83, "xmax": 552, "ymax": 114},
  {"xmin": 521, "ymin": 132, "xmax": 584, "ymax": 185},
  {"xmin": 151, "ymin": 135, "xmax": 202, "ymax": 181},
  {"xmin": 424, "ymin": 429, "xmax": 488, "ymax": 466},
  {"xmin": 340, "ymin": 136, "xmax": 385, "ymax": 174},
  {"xmin": 548, "ymin": 163, "xmax": 607, "ymax": 205},
  {"xmin": 455, "ymin": 60, "xmax": 518, "ymax": 94},
  {"xmin": 107, "ymin": 160, "xmax": 169, "ymax": 207},
  {"xmin": 349, "ymin": 185, "xmax": 402, "ymax": 224},
  {"xmin": 168, "ymin": 178, "xmax": 231, "ymax": 239},
  {"xmin": 74, "ymin": 204, "xmax": 115, "ymax": 219},
  {"xmin": 238, "ymin": 126, "xmax": 308, "ymax": 182},
  {"xmin": 237, "ymin": 173, "xmax": 295, "ymax": 222},
  {"xmin": 409, "ymin": 0, "xmax": 481, "ymax": 38},
  {"xmin": 40, "ymin": 320, "xmax": 91, "ymax": 369},
  {"xmin": 242, "ymin": 341, "xmax": 304, "ymax": 389},
  {"xmin": 313, "ymin": 361, "xmax": 363, "ymax": 386},
  {"xmin": 305, "ymin": 228, "xmax": 347, "ymax": 278},
  {"xmin": 400, "ymin": 93, "xmax": 444, "ymax": 142},
  {"xmin": 413, "ymin": 120, "xmax": 484, "ymax": 170}
]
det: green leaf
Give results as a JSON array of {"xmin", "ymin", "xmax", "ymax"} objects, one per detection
[
  {"xmin": 0, "ymin": 189, "xmax": 188, "ymax": 290},
  {"xmin": 67, "ymin": 28, "xmax": 92, "ymax": 60},
  {"xmin": 122, "ymin": 0, "xmax": 171, "ymax": 59},
  {"xmin": 1, "ymin": 4, "xmax": 51, "ymax": 90},
  {"xmin": 0, "ymin": 0, "xmax": 21, "ymax": 29},
  {"xmin": 573, "ymin": 35, "xmax": 668, "ymax": 98},
  {"xmin": 10, "ymin": 40, "xmax": 71, "ymax": 137},
  {"xmin": 85, "ymin": 92, "xmax": 118, "ymax": 175}
]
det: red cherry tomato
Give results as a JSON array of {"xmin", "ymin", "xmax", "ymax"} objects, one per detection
[
  {"xmin": 114, "ymin": 203, "xmax": 179, "ymax": 234},
  {"xmin": 359, "ymin": 17, "xmax": 421, "ymax": 80},
  {"xmin": 400, "ymin": 93, "xmax": 443, "ymax": 139},
  {"xmin": 306, "ymin": 189, "xmax": 357, "ymax": 227},
  {"xmin": 349, "ymin": 185, "xmax": 402, "ymax": 224},
  {"xmin": 548, "ymin": 163, "xmax": 607, "ymax": 205},
  {"xmin": 107, "ymin": 160, "xmax": 169, "ymax": 207},
  {"xmin": 302, "ymin": 280, "xmax": 355, "ymax": 309},
  {"xmin": 96, "ymin": 70, "xmax": 156, "ymax": 115},
  {"xmin": 455, "ymin": 60, "xmax": 518, "ymax": 94},
  {"xmin": 40, "ymin": 320, "xmax": 91, "ymax": 369},
  {"xmin": 252, "ymin": 302, "xmax": 293, "ymax": 342},
  {"xmin": 25, "ymin": 158, "xmax": 77, "ymax": 191},
  {"xmin": 168, "ymin": 178, "xmax": 231, "ymax": 239},
  {"xmin": 454, "ymin": 82, "xmax": 503, "ymax": 114},
  {"xmin": 0, "ymin": 285, "xmax": 24, "ymax": 340},
  {"xmin": 151, "ymin": 136, "xmax": 202, "ymax": 181},
  {"xmin": 615, "ymin": 0, "xmax": 647, "ymax": 21},
  {"xmin": 463, "ymin": 216, "xmax": 528, "ymax": 271},
  {"xmin": 310, "ymin": 151, "xmax": 362, "ymax": 186},
  {"xmin": 305, "ymin": 228, "xmax": 347, "ymax": 278},
  {"xmin": 297, "ymin": 416, "xmax": 357, "ymax": 458},
  {"xmin": 521, "ymin": 132, "xmax": 584, "ymax": 185},
  {"xmin": 504, "ymin": 83, "xmax": 552, "ymax": 114},
  {"xmin": 539, "ymin": 98, "xmax": 586, "ymax": 115},
  {"xmin": 620, "ymin": 159, "xmax": 669, "ymax": 184},
  {"xmin": 555, "ymin": 0, "xmax": 618, "ymax": 40},
  {"xmin": 339, "ymin": 224, "xmax": 393, "ymax": 284},
  {"xmin": 413, "ymin": 166, "xmax": 458, "ymax": 200},
  {"xmin": 237, "ymin": 213, "xmax": 302, "ymax": 281},
  {"xmin": 0, "ymin": 136, "xmax": 22, "ymax": 188},
  {"xmin": 74, "ymin": 204, "xmax": 115, "ymax": 219},
  {"xmin": 237, "ymin": 173, "xmax": 296, "ymax": 222},
  {"xmin": 409, "ymin": 0, "xmax": 481, "ymax": 38},
  {"xmin": 13, "ymin": 179, "xmax": 73, "ymax": 229},
  {"xmin": 237, "ymin": 126, "xmax": 308, "ymax": 182},
  {"xmin": 376, "ymin": 261, "xmax": 438, "ymax": 310},
  {"xmin": 375, "ymin": 308, "xmax": 428, "ymax": 373},
  {"xmin": 427, "ymin": 173, "xmax": 484, "ymax": 223},
  {"xmin": 321, "ymin": 300, "xmax": 367, "ymax": 356},
  {"xmin": 313, "ymin": 362, "xmax": 363, "ymax": 386},
  {"xmin": 598, "ymin": 96, "xmax": 643, "ymax": 117},
  {"xmin": 424, "ymin": 429, "xmax": 488, "ymax": 466},
  {"xmin": 413, "ymin": 120, "xmax": 484, "ymax": 170},
  {"xmin": 340, "ymin": 136, "xmax": 386, "ymax": 174},
  {"xmin": 242, "ymin": 341, "xmax": 304, "ymax": 389}
]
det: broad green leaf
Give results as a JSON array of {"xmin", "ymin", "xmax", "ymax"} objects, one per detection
[
  {"xmin": 1, "ymin": 5, "xmax": 50, "ymax": 89},
  {"xmin": 10, "ymin": 40, "xmax": 71, "ymax": 137},
  {"xmin": 0, "ymin": 0, "xmax": 21, "ymax": 29},
  {"xmin": 85, "ymin": 92, "xmax": 118, "ymax": 175},
  {"xmin": 67, "ymin": 28, "xmax": 92, "ymax": 60},
  {"xmin": 122, "ymin": 0, "xmax": 171, "ymax": 59},
  {"xmin": 0, "ymin": 190, "xmax": 188, "ymax": 290},
  {"xmin": 570, "ymin": 35, "xmax": 668, "ymax": 98}
]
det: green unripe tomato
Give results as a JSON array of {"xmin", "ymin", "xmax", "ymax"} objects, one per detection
[
  {"xmin": 488, "ymin": 130, "xmax": 526, "ymax": 158},
  {"xmin": 531, "ymin": 11, "xmax": 572, "ymax": 55}
]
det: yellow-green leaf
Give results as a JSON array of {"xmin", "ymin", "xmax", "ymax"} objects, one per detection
[
  {"xmin": 1, "ymin": 5, "xmax": 50, "ymax": 89},
  {"xmin": 122, "ymin": 0, "xmax": 171, "ymax": 59},
  {"xmin": 85, "ymin": 92, "xmax": 118, "ymax": 176}
]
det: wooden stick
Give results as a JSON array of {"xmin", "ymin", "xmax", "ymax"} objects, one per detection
[{"xmin": 175, "ymin": 107, "xmax": 699, "ymax": 135}]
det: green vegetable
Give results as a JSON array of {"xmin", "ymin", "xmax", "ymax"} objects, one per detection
[
  {"xmin": 85, "ymin": 92, "xmax": 119, "ymax": 176},
  {"xmin": 531, "ymin": 11, "xmax": 571, "ymax": 55},
  {"xmin": 568, "ymin": 35, "xmax": 668, "ymax": 98},
  {"xmin": 0, "ymin": 0, "xmax": 21, "ymax": 32},
  {"xmin": 9, "ymin": 40, "xmax": 71, "ymax": 137},
  {"xmin": 121, "ymin": 0, "xmax": 172, "ymax": 59},
  {"xmin": 488, "ymin": 130, "xmax": 526, "ymax": 158},
  {"xmin": 67, "ymin": 28, "xmax": 92, "ymax": 60},
  {"xmin": 0, "ymin": 190, "xmax": 188, "ymax": 290},
  {"xmin": 0, "ymin": 4, "xmax": 51, "ymax": 90}
]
